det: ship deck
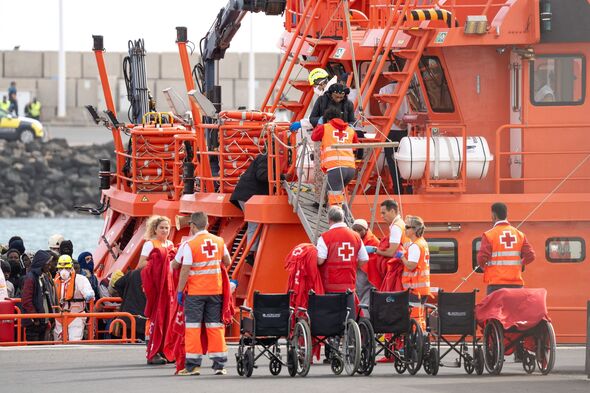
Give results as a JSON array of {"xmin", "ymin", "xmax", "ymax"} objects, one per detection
[{"xmin": 1, "ymin": 345, "xmax": 587, "ymax": 392}]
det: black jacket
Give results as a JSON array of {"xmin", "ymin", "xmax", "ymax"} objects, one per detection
[
  {"xmin": 230, "ymin": 154, "xmax": 269, "ymax": 208},
  {"xmin": 309, "ymin": 94, "xmax": 356, "ymax": 127}
]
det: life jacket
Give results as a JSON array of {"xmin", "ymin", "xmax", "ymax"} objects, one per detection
[
  {"xmin": 54, "ymin": 272, "xmax": 77, "ymax": 302},
  {"xmin": 401, "ymin": 237, "xmax": 431, "ymax": 297},
  {"xmin": 319, "ymin": 226, "xmax": 363, "ymax": 293},
  {"xmin": 186, "ymin": 232, "xmax": 226, "ymax": 295},
  {"xmin": 320, "ymin": 122, "xmax": 356, "ymax": 171},
  {"xmin": 483, "ymin": 222, "xmax": 526, "ymax": 286}
]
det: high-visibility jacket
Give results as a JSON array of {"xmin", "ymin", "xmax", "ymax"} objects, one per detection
[
  {"xmin": 401, "ymin": 237, "xmax": 431, "ymax": 296},
  {"xmin": 320, "ymin": 122, "xmax": 356, "ymax": 171},
  {"xmin": 483, "ymin": 222, "xmax": 526, "ymax": 286},
  {"xmin": 55, "ymin": 272, "xmax": 76, "ymax": 301},
  {"xmin": 319, "ymin": 227, "xmax": 363, "ymax": 293},
  {"xmin": 29, "ymin": 101, "xmax": 41, "ymax": 117},
  {"xmin": 392, "ymin": 216, "xmax": 410, "ymax": 249},
  {"xmin": 0, "ymin": 101, "xmax": 9, "ymax": 111},
  {"xmin": 186, "ymin": 232, "xmax": 226, "ymax": 295}
]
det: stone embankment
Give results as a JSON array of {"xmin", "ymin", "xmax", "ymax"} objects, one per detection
[{"xmin": 0, "ymin": 139, "xmax": 115, "ymax": 218}]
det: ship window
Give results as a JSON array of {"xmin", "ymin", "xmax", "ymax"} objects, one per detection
[
  {"xmin": 530, "ymin": 55, "xmax": 585, "ymax": 106},
  {"xmin": 426, "ymin": 238, "xmax": 458, "ymax": 273},
  {"xmin": 545, "ymin": 237, "xmax": 585, "ymax": 263},
  {"xmin": 419, "ymin": 56, "xmax": 455, "ymax": 112},
  {"xmin": 472, "ymin": 238, "xmax": 483, "ymax": 273}
]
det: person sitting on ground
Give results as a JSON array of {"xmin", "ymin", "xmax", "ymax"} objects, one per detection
[
  {"xmin": 229, "ymin": 153, "xmax": 270, "ymax": 266},
  {"xmin": 21, "ymin": 250, "xmax": 55, "ymax": 342}
]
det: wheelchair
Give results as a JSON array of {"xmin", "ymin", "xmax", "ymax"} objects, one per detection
[
  {"xmin": 422, "ymin": 290, "xmax": 484, "ymax": 376},
  {"xmin": 357, "ymin": 289, "xmax": 425, "ymax": 376},
  {"xmin": 293, "ymin": 290, "xmax": 362, "ymax": 376},
  {"xmin": 236, "ymin": 292, "xmax": 296, "ymax": 377},
  {"xmin": 479, "ymin": 288, "xmax": 556, "ymax": 375}
]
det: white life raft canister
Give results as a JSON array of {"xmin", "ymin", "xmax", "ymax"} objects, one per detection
[{"xmin": 396, "ymin": 136, "xmax": 493, "ymax": 180}]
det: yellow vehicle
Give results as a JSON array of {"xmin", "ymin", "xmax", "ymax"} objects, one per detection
[{"xmin": 0, "ymin": 108, "xmax": 44, "ymax": 143}]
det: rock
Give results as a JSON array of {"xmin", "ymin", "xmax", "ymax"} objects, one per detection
[
  {"xmin": 73, "ymin": 153, "xmax": 96, "ymax": 166},
  {"xmin": 0, "ymin": 206, "xmax": 15, "ymax": 218},
  {"xmin": 12, "ymin": 192, "xmax": 29, "ymax": 209},
  {"xmin": 4, "ymin": 170, "xmax": 22, "ymax": 184}
]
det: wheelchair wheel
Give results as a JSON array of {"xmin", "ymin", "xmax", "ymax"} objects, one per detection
[
  {"xmin": 474, "ymin": 346, "xmax": 485, "ymax": 376},
  {"xmin": 463, "ymin": 352, "xmax": 475, "ymax": 375},
  {"xmin": 331, "ymin": 356, "xmax": 344, "ymax": 375},
  {"xmin": 292, "ymin": 320, "xmax": 312, "ymax": 377},
  {"xmin": 244, "ymin": 348, "xmax": 255, "ymax": 378},
  {"xmin": 535, "ymin": 320, "xmax": 556, "ymax": 375},
  {"xmin": 523, "ymin": 352, "xmax": 536, "ymax": 374},
  {"xmin": 236, "ymin": 339, "xmax": 246, "ymax": 376},
  {"xmin": 286, "ymin": 342, "xmax": 297, "ymax": 377},
  {"xmin": 406, "ymin": 319, "xmax": 424, "ymax": 375},
  {"xmin": 422, "ymin": 347, "xmax": 439, "ymax": 376},
  {"xmin": 269, "ymin": 357, "xmax": 282, "ymax": 376},
  {"xmin": 357, "ymin": 318, "xmax": 375, "ymax": 376},
  {"xmin": 394, "ymin": 357, "xmax": 407, "ymax": 374},
  {"xmin": 343, "ymin": 319, "xmax": 361, "ymax": 376},
  {"xmin": 483, "ymin": 319, "xmax": 504, "ymax": 375}
]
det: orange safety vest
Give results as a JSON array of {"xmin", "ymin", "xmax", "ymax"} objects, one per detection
[
  {"xmin": 55, "ymin": 273, "xmax": 76, "ymax": 302},
  {"xmin": 483, "ymin": 222, "xmax": 526, "ymax": 286},
  {"xmin": 320, "ymin": 123, "xmax": 356, "ymax": 171},
  {"xmin": 186, "ymin": 232, "xmax": 226, "ymax": 296},
  {"xmin": 401, "ymin": 237, "xmax": 431, "ymax": 296},
  {"xmin": 392, "ymin": 216, "xmax": 410, "ymax": 248}
]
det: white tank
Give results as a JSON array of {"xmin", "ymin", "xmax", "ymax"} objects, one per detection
[{"xmin": 396, "ymin": 136, "xmax": 493, "ymax": 180}]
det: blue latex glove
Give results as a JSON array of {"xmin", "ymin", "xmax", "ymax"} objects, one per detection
[
  {"xmin": 365, "ymin": 246, "xmax": 377, "ymax": 254},
  {"xmin": 84, "ymin": 294, "xmax": 94, "ymax": 302},
  {"xmin": 177, "ymin": 291, "xmax": 184, "ymax": 306},
  {"xmin": 289, "ymin": 121, "xmax": 301, "ymax": 132},
  {"xmin": 394, "ymin": 250, "xmax": 404, "ymax": 259}
]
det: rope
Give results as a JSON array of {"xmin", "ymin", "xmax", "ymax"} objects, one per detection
[
  {"xmin": 343, "ymin": 0, "xmax": 364, "ymax": 113},
  {"xmin": 453, "ymin": 152, "xmax": 590, "ymax": 292}
]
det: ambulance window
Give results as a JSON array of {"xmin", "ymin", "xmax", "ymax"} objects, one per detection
[
  {"xmin": 472, "ymin": 238, "xmax": 483, "ymax": 273},
  {"xmin": 419, "ymin": 56, "xmax": 455, "ymax": 113},
  {"xmin": 426, "ymin": 238, "xmax": 458, "ymax": 273},
  {"xmin": 530, "ymin": 55, "xmax": 585, "ymax": 106},
  {"xmin": 545, "ymin": 237, "xmax": 585, "ymax": 263}
]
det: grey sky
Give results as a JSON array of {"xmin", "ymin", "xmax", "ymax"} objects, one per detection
[{"xmin": 0, "ymin": 0, "xmax": 284, "ymax": 53}]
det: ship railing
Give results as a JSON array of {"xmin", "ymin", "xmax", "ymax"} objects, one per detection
[{"xmin": 494, "ymin": 124, "xmax": 590, "ymax": 194}]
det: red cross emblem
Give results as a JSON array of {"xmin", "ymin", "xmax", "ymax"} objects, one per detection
[
  {"xmin": 499, "ymin": 231, "xmax": 517, "ymax": 249},
  {"xmin": 333, "ymin": 128, "xmax": 349, "ymax": 143},
  {"xmin": 201, "ymin": 239, "xmax": 218, "ymax": 258},
  {"xmin": 292, "ymin": 246, "xmax": 304, "ymax": 257},
  {"xmin": 338, "ymin": 242, "xmax": 355, "ymax": 262}
]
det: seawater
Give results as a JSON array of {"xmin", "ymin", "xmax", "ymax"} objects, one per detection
[{"xmin": 0, "ymin": 217, "xmax": 105, "ymax": 257}]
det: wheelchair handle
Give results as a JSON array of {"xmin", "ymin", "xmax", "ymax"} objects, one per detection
[
  {"xmin": 239, "ymin": 305, "xmax": 252, "ymax": 312},
  {"xmin": 358, "ymin": 303, "xmax": 369, "ymax": 310}
]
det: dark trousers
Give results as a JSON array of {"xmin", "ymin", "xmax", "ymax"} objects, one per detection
[
  {"xmin": 25, "ymin": 323, "xmax": 47, "ymax": 342},
  {"xmin": 486, "ymin": 284, "xmax": 523, "ymax": 296},
  {"xmin": 384, "ymin": 129, "xmax": 408, "ymax": 195}
]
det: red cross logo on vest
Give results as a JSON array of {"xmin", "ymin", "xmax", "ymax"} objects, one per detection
[
  {"xmin": 337, "ymin": 242, "xmax": 355, "ymax": 262},
  {"xmin": 499, "ymin": 231, "xmax": 517, "ymax": 249},
  {"xmin": 201, "ymin": 239, "xmax": 218, "ymax": 258},
  {"xmin": 333, "ymin": 128, "xmax": 348, "ymax": 143},
  {"xmin": 292, "ymin": 246, "xmax": 304, "ymax": 257}
]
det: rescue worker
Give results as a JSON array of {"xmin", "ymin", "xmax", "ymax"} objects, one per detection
[
  {"xmin": 399, "ymin": 215, "xmax": 431, "ymax": 330},
  {"xmin": 138, "ymin": 215, "xmax": 174, "ymax": 269},
  {"xmin": 311, "ymin": 107, "xmax": 360, "ymax": 208},
  {"xmin": 25, "ymin": 97, "xmax": 41, "ymax": 120},
  {"xmin": 351, "ymin": 218, "xmax": 381, "ymax": 308},
  {"xmin": 0, "ymin": 96, "xmax": 9, "ymax": 112},
  {"xmin": 377, "ymin": 199, "xmax": 409, "ymax": 258},
  {"xmin": 317, "ymin": 206, "xmax": 369, "ymax": 293},
  {"xmin": 176, "ymin": 211, "xmax": 231, "ymax": 376},
  {"xmin": 477, "ymin": 202, "xmax": 536, "ymax": 295},
  {"xmin": 308, "ymin": 67, "xmax": 337, "ymax": 98},
  {"xmin": 53, "ymin": 255, "xmax": 95, "ymax": 341}
]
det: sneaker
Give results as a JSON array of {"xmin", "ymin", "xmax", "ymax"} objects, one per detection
[
  {"xmin": 177, "ymin": 367, "xmax": 201, "ymax": 376},
  {"xmin": 377, "ymin": 356, "xmax": 394, "ymax": 363},
  {"xmin": 214, "ymin": 368, "xmax": 227, "ymax": 375},
  {"xmin": 147, "ymin": 353, "xmax": 167, "ymax": 365}
]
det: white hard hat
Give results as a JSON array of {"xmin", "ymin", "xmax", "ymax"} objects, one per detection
[
  {"xmin": 352, "ymin": 219, "xmax": 368, "ymax": 230},
  {"xmin": 48, "ymin": 234, "xmax": 64, "ymax": 249}
]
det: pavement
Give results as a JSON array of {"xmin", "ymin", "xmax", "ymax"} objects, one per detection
[{"xmin": 0, "ymin": 345, "xmax": 587, "ymax": 393}]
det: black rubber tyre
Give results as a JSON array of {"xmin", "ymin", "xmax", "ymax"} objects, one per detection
[
  {"xmin": 535, "ymin": 320, "xmax": 556, "ymax": 375},
  {"xmin": 292, "ymin": 320, "xmax": 312, "ymax": 377},
  {"xmin": 483, "ymin": 319, "xmax": 504, "ymax": 375},
  {"xmin": 523, "ymin": 352, "xmax": 536, "ymax": 374},
  {"xmin": 19, "ymin": 128, "xmax": 35, "ymax": 144},
  {"xmin": 474, "ymin": 346, "xmax": 485, "ymax": 376},
  {"xmin": 269, "ymin": 357, "xmax": 282, "ymax": 376},
  {"xmin": 236, "ymin": 339, "xmax": 246, "ymax": 376},
  {"xmin": 357, "ymin": 318, "xmax": 375, "ymax": 376},
  {"xmin": 244, "ymin": 348, "xmax": 254, "ymax": 378},
  {"xmin": 394, "ymin": 356, "xmax": 407, "ymax": 374},
  {"xmin": 286, "ymin": 342, "xmax": 297, "ymax": 377},
  {"xmin": 343, "ymin": 319, "xmax": 361, "ymax": 376},
  {"xmin": 331, "ymin": 356, "xmax": 344, "ymax": 375},
  {"xmin": 406, "ymin": 319, "xmax": 424, "ymax": 375},
  {"xmin": 463, "ymin": 352, "xmax": 475, "ymax": 375}
]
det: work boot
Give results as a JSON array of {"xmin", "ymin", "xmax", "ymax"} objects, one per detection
[
  {"xmin": 245, "ymin": 252, "xmax": 255, "ymax": 266},
  {"xmin": 214, "ymin": 368, "xmax": 227, "ymax": 375},
  {"xmin": 147, "ymin": 353, "xmax": 167, "ymax": 365},
  {"xmin": 177, "ymin": 367, "xmax": 201, "ymax": 376}
]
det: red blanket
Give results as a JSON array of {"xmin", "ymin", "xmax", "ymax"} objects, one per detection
[
  {"xmin": 475, "ymin": 288, "xmax": 550, "ymax": 331},
  {"xmin": 360, "ymin": 230, "xmax": 384, "ymax": 289},
  {"xmin": 141, "ymin": 247, "xmax": 175, "ymax": 360},
  {"xmin": 284, "ymin": 243, "xmax": 324, "ymax": 309},
  {"xmin": 378, "ymin": 237, "xmax": 403, "ymax": 292},
  {"xmin": 164, "ymin": 264, "xmax": 234, "ymax": 373}
]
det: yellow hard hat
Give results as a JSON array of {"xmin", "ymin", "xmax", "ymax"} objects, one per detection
[
  {"xmin": 57, "ymin": 255, "xmax": 73, "ymax": 269},
  {"xmin": 308, "ymin": 68, "xmax": 329, "ymax": 86}
]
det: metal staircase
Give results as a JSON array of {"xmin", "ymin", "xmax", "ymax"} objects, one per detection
[
  {"xmin": 284, "ymin": 181, "xmax": 330, "ymax": 243},
  {"xmin": 228, "ymin": 224, "xmax": 248, "ymax": 276}
]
